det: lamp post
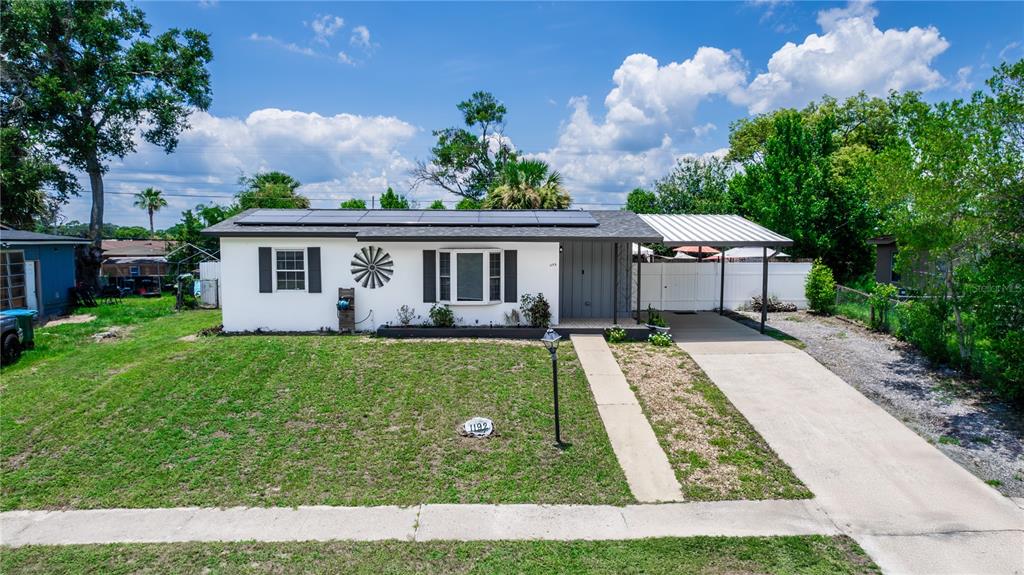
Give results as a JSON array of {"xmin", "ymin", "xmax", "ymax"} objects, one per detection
[{"xmin": 541, "ymin": 328, "xmax": 563, "ymax": 446}]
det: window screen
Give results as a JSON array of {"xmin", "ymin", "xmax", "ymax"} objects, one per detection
[
  {"xmin": 456, "ymin": 252, "xmax": 483, "ymax": 301},
  {"xmin": 439, "ymin": 252, "xmax": 451, "ymax": 301},
  {"xmin": 275, "ymin": 250, "xmax": 305, "ymax": 290},
  {"xmin": 489, "ymin": 252, "xmax": 501, "ymax": 301}
]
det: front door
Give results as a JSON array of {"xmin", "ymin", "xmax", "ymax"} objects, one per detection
[{"xmin": 559, "ymin": 241, "xmax": 616, "ymax": 319}]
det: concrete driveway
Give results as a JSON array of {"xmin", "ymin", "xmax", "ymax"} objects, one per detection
[{"xmin": 669, "ymin": 312, "xmax": 1024, "ymax": 575}]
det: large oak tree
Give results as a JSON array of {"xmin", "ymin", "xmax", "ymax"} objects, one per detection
[{"xmin": 1, "ymin": 0, "xmax": 212, "ymax": 285}]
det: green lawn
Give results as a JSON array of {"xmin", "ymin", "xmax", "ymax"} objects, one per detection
[
  {"xmin": 1, "ymin": 536, "xmax": 880, "ymax": 574},
  {"xmin": 612, "ymin": 343, "xmax": 811, "ymax": 501},
  {"xmin": 1, "ymin": 299, "xmax": 632, "ymax": 509}
]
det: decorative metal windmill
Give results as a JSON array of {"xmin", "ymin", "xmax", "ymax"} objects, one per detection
[{"xmin": 350, "ymin": 246, "xmax": 394, "ymax": 289}]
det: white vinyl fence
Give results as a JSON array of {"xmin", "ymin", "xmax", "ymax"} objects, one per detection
[{"xmin": 633, "ymin": 260, "xmax": 811, "ymax": 311}]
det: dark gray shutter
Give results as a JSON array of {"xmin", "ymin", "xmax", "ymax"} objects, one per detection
[
  {"xmin": 423, "ymin": 250, "xmax": 436, "ymax": 302},
  {"xmin": 307, "ymin": 247, "xmax": 321, "ymax": 293},
  {"xmin": 258, "ymin": 247, "xmax": 272, "ymax": 293},
  {"xmin": 504, "ymin": 250, "xmax": 517, "ymax": 303}
]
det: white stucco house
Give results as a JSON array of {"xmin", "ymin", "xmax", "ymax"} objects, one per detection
[{"xmin": 202, "ymin": 209, "xmax": 661, "ymax": 333}]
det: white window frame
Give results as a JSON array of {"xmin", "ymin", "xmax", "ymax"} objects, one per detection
[
  {"xmin": 437, "ymin": 248, "xmax": 502, "ymax": 305},
  {"xmin": 273, "ymin": 248, "xmax": 307, "ymax": 292}
]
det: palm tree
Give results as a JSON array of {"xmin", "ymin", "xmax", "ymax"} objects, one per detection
[
  {"xmin": 133, "ymin": 188, "xmax": 168, "ymax": 234},
  {"xmin": 483, "ymin": 159, "xmax": 571, "ymax": 209}
]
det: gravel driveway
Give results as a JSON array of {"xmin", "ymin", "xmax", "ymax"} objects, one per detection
[{"xmin": 737, "ymin": 310, "xmax": 1024, "ymax": 497}]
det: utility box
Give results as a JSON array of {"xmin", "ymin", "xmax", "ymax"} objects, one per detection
[{"xmin": 337, "ymin": 288, "xmax": 355, "ymax": 332}]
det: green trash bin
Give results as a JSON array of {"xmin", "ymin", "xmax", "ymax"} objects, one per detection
[{"xmin": 1, "ymin": 309, "xmax": 37, "ymax": 348}]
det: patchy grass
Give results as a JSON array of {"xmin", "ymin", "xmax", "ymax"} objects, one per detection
[
  {"xmin": 8, "ymin": 295, "xmax": 178, "ymax": 370},
  {"xmin": 611, "ymin": 343, "xmax": 811, "ymax": 501},
  {"xmin": 938, "ymin": 435, "xmax": 961, "ymax": 446},
  {"xmin": 1, "ymin": 300, "xmax": 632, "ymax": 510},
  {"xmin": 0, "ymin": 536, "xmax": 880, "ymax": 574},
  {"xmin": 986, "ymin": 479, "xmax": 1004, "ymax": 488}
]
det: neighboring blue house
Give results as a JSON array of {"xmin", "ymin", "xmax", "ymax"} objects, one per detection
[{"xmin": 0, "ymin": 228, "xmax": 89, "ymax": 320}]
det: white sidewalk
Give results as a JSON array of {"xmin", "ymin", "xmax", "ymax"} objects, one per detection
[
  {"xmin": 0, "ymin": 500, "xmax": 837, "ymax": 547},
  {"xmin": 570, "ymin": 334, "xmax": 684, "ymax": 503}
]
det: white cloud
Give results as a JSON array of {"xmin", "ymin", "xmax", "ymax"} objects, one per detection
[
  {"xmin": 954, "ymin": 66, "xmax": 973, "ymax": 92},
  {"xmin": 337, "ymin": 51, "xmax": 355, "ymax": 65},
  {"xmin": 555, "ymin": 49, "xmax": 747, "ymax": 154},
  {"xmin": 740, "ymin": 0, "xmax": 949, "ymax": 114},
  {"xmin": 350, "ymin": 25, "xmax": 372, "ymax": 50},
  {"xmin": 310, "ymin": 14, "xmax": 344, "ymax": 45},
  {"xmin": 248, "ymin": 33, "xmax": 317, "ymax": 57},
  {"xmin": 65, "ymin": 109, "xmax": 421, "ymax": 227}
]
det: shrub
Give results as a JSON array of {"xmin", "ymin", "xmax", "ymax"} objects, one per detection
[
  {"xmin": 520, "ymin": 293, "xmax": 552, "ymax": 328},
  {"xmin": 894, "ymin": 300, "xmax": 950, "ymax": 365},
  {"xmin": 649, "ymin": 332, "xmax": 673, "ymax": 347},
  {"xmin": 750, "ymin": 295, "xmax": 798, "ymax": 313},
  {"xmin": 605, "ymin": 327, "xmax": 627, "ymax": 343},
  {"xmin": 645, "ymin": 304, "xmax": 668, "ymax": 327},
  {"xmin": 396, "ymin": 305, "xmax": 419, "ymax": 326},
  {"xmin": 805, "ymin": 259, "xmax": 837, "ymax": 314},
  {"xmin": 503, "ymin": 308, "xmax": 522, "ymax": 326},
  {"xmin": 868, "ymin": 283, "xmax": 898, "ymax": 331},
  {"xmin": 428, "ymin": 303, "xmax": 456, "ymax": 328}
]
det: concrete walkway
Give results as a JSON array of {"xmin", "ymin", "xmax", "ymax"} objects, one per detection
[
  {"xmin": 670, "ymin": 312, "xmax": 1024, "ymax": 575},
  {"xmin": 570, "ymin": 334, "xmax": 684, "ymax": 503},
  {"xmin": 0, "ymin": 500, "xmax": 835, "ymax": 547}
]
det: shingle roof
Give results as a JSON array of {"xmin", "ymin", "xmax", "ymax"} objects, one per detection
[
  {"xmin": 202, "ymin": 209, "xmax": 662, "ymax": 243},
  {"xmin": 638, "ymin": 214, "xmax": 793, "ymax": 247},
  {"xmin": 0, "ymin": 229, "xmax": 90, "ymax": 244},
  {"xmin": 101, "ymin": 240, "xmax": 171, "ymax": 256}
]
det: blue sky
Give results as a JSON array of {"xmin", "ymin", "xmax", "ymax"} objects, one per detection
[{"xmin": 70, "ymin": 1, "xmax": 1024, "ymax": 229}]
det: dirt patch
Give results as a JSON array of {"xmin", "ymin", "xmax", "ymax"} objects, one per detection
[
  {"xmin": 91, "ymin": 325, "xmax": 133, "ymax": 343},
  {"xmin": 612, "ymin": 343, "xmax": 810, "ymax": 501},
  {"xmin": 43, "ymin": 314, "xmax": 96, "ymax": 327},
  {"xmin": 741, "ymin": 310, "xmax": 1024, "ymax": 497},
  {"xmin": 178, "ymin": 334, "xmax": 199, "ymax": 342}
]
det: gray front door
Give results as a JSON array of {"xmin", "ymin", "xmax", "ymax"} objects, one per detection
[{"xmin": 560, "ymin": 241, "xmax": 616, "ymax": 318}]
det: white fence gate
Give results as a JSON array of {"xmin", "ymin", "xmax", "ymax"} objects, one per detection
[
  {"xmin": 633, "ymin": 261, "xmax": 811, "ymax": 311},
  {"xmin": 198, "ymin": 261, "xmax": 221, "ymax": 308}
]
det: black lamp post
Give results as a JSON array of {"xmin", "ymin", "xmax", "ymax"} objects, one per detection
[{"xmin": 541, "ymin": 328, "xmax": 563, "ymax": 445}]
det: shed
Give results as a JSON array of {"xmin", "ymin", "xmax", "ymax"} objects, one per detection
[{"xmin": 0, "ymin": 229, "xmax": 89, "ymax": 319}]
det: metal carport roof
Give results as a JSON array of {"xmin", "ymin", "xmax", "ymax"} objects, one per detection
[{"xmin": 638, "ymin": 214, "xmax": 793, "ymax": 247}]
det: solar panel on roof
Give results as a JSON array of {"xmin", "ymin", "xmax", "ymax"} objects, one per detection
[{"xmin": 234, "ymin": 209, "xmax": 599, "ymax": 227}]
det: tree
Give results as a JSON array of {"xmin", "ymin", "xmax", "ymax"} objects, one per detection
[
  {"xmin": 1, "ymin": 0, "xmax": 213, "ymax": 285},
  {"xmin": 428, "ymin": 200, "xmax": 446, "ymax": 210},
  {"xmin": 874, "ymin": 61, "xmax": 1024, "ymax": 389},
  {"xmin": 0, "ymin": 126, "xmax": 79, "ymax": 229},
  {"xmin": 624, "ymin": 188, "xmax": 660, "ymax": 214},
  {"xmin": 483, "ymin": 158, "xmax": 570, "ymax": 209},
  {"xmin": 731, "ymin": 109, "xmax": 874, "ymax": 282},
  {"xmin": 378, "ymin": 187, "xmax": 409, "ymax": 209},
  {"xmin": 113, "ymin": 225, "xmax": 151, "ymax": 240},
  {"xmin": 133, "ymin": 187, "xmax": 167, "ymax": 234},
  {"xmin": 412, "ymin": 91, "xmax": 517, "ymax": 201},
  {"xmin": 654, "ymin": 156, "xmax": 734, "ymax": 214},
  {"xmin": 339, "ymin": 198, "xmax": 367, "ymax": 209},
  {"xmin": 456, "ymin": 197, "xmax": 482, "ymax": 210},
  {"xmin": 236, "ymin": 171, "xmax": 309, "ymax": 209}
]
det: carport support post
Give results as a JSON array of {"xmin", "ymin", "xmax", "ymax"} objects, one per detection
[
  {"xmin": 635, "ymin": 246, "xmax": 642, "ymax": 321},
  {"xmin": 760, "ymin": 246, "xmax": 768, "ymax": 333},
  {"xmin": 612, "ymin": 243, "xmax": 619, "ymax": 325},
  {"xmin": 719, "ymin": 247, "xmax": 726, "ymax": 315}
]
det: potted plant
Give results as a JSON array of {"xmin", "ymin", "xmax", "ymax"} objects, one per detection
[{"xmin": 644, "ymin": 305, "xmax": 671, "ymax": 334}]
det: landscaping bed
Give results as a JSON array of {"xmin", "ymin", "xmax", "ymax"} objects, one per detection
[
  {"xmin": 611, "ymin": 343, "xmax": 811, "ymax": 501},
  {"xmin": 1, "ymin": 301, "xmax": 632, "ymax": 510},
  {"xmin": 0, "ymin": 536, "xmax": 879, "ymax": 574},
  {"xmin": 740, "ymin": 310, "xmax": 1024, "ymax": 497}
]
